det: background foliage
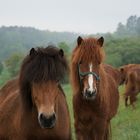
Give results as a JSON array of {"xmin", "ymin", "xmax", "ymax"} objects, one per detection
[{"xmin": 0, "ymin": 15, "xmax": 140, "ymax": 85}]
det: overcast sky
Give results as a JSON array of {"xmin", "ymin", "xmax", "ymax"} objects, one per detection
[{"xmin": 0, "ymin": 0, "xmax": 140, "ymax": 34}]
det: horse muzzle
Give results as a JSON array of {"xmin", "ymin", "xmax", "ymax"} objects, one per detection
[
  {"xmin": 83, "ymin": 89, "xmax": 97, "ymax": 100},
  {"xmin": 38, "ymin": 113, "xmax": 56, "ymax": 129}
]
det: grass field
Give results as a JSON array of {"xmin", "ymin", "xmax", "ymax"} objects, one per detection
[{"xmin": 63, "ymin": 84, "xmax": 140, "ymax": 140}]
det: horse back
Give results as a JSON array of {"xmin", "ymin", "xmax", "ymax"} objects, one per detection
[
  {"xmin": 125, "ymin": 68, "xmax": 140, "ymax": 92},
  {"xmin": 103, "ymin": 64, "xmax": 121, "ymax": 86},
  {"xmin": 0, "ymin": 77, "xmax": 19, "ymax": 100}
]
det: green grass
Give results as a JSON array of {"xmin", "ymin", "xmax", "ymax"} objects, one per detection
[{"xmin": 63, "ymin": 84, "xmax": 140, "ymax": 140}]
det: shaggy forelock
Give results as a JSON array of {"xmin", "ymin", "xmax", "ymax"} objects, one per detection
[{"xmin": 20, "ymin": 46, "xmax": 68, "ymax": 83}]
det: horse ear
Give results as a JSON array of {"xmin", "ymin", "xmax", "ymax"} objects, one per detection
[
  {"xmin": 30, "ymin": 48, "xmax": 37, "ymax": 56},
  {"xmin": 77, "ymin": 36, "xmax": 83, "ymax": 46},
  {"xmin": 120, "ymin": 68, "xmax": 124, "ymax": 72},
  {"xmin": 59, "ymin": 49, "xmax": 64, "ymax": 57},
  {"xmin": 97, "ymin": 37, "xmax": 104, "ymax": 47}
]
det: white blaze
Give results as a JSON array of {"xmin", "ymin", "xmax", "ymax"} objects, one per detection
[{"xmin": 88, "ymin": 64, "xmax": 94, "ymax": 92}]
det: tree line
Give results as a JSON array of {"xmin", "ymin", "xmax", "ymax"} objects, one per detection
[{"xmin": 0, "ymin": 15, "xmax": 140, "ymax": 85}]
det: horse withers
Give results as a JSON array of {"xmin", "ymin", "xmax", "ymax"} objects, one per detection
[
  {"xmin": 0, "ymin": 46, "xmax": 71, "ymax": 140},
  {"xmin": 71, "ymin": 36, "xmax": 119, "ymax": 140}
]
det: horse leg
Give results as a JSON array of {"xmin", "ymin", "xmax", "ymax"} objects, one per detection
[
  {"xmin": 124, "ymin": 91, "xmax": 131, "ymax": 107},
  {"xmin": 93, "ymin": 132, "xmax": 104, "ymax": 140},
  {"xmin": 130, "ymin": 96, "xmax": 135, "ymax": 109},
  {"xmin": 125, "ymin": 96, "xmax": 129, "ymax": 107},
  {"xmin": 91, "ymin": 122, "xmax": 109, "ymax": 140},
  {"xmin": 91, "ymin": 128, "xmax": 103, "ymax": 140},
  {"xmin": 103, "ymin": 123, "xmax": 110, "ymax": 140},
  {"xmin": 75, "ymin": 130, "xmax": 90, "ymax": 140},
  {"xmin": 130, "ymin": 95, "xmax": 137, "ymax": 109},
  {"xmin": 75, "ymin": 125, "xmax": 90, "ymax": 140}
]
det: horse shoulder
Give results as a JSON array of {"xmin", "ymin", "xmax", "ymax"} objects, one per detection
[
  {"xmin": 104, "ymin": 71, "xmax": 119, "ymax": 119},
  {"xmin": 0, "ymin": 90, "xmax": 22, "ymax": 137}
]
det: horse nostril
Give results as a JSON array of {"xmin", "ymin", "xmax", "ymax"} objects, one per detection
[
  {"xmin": 40, "ymin": 113, "xmax": 46, "ymax": 121},
  {"xmin": 49, "ymin": 113, "xmax": 56, "ymax": 122}
]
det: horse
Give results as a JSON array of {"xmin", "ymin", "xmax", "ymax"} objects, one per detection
[
  {"xmin": 0, "ymin": 77, "xmax": 19, "ymax": 97},
  {"xmin": 71, "ymin": 36, "xmax": 119, "ymax": 140},
  {"xmin": 119, "ymin": 64, "xmax": 140, "ymax": 85},
  {"xmin": 119, "ymin": 64, "xmax": 140, "ymax": 108},
  {"xmin": 103, "ymin": 64, "xmax": 123, "ymax": 86},
  {"xmin": 0, "ymin": 46, "xmax": 71, "ymax": 140}
]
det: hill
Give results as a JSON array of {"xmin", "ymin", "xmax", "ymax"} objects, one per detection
[{"xmin": 0, "ymin": 26, "xmax": 78, "ymax": 61}]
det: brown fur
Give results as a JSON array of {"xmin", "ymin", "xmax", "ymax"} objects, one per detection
[
  {"xmin": 0, "ymin": 46, "xmax": 71, "ymax": 140},
  {"xmin": 71, "ymin": 37, "xmax": 119, "ymax": 140},
  {"xmin": 119, "ymin": 64, "xmax": 140, "ymax": 108},
  {"xmin": 103, "ymin": 64, "xmax": 122, "ymax": 86},
  {"xmin": 0, "ymin": 77, "xmax": 19, "ymax": 97}
]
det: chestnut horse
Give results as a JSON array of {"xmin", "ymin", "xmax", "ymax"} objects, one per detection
[
  {"xmin": 71, "ymin": 36, "xmax": 119, "ymax": 140},
  {"xmin": 0, "ymin": 46, "xmax": 71, "ymax": 140},
  {"xmin": 104, "ymin": 64, "xmax": 123, "ymax": 86},
  {"xmin": 119, "ymin": 64, "xmax": 140, "ymax": 108}
]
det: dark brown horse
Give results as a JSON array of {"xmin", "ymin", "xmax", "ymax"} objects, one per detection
[
  {"xmin": 0, "ymin": 46, "xmax": 71, "ymax": 140},
  {"xmin": 71, "ymin": 36, "xmax": 119, "ymax": 140}
]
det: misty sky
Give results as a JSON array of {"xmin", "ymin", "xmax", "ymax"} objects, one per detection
[{"xmin": 0, "ymin": 0, "xmax": 140, "ymax": 34}]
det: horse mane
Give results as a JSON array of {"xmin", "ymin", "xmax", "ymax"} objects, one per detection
[
  {"xmin": 72, "ymin": 38, "xmax": 105, "ymax": 65},
  {"xmin": 19, "ymin": 45, "xmax": 68, "ymax": 110},
  {"xmin": 71, "ymin": 37, "xmax": 109, "ymax": 105}
]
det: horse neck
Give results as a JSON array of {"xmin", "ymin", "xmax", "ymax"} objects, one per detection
[{"xmin": 98, "ymin": 65, "xmax": 108, "ymax": 98}]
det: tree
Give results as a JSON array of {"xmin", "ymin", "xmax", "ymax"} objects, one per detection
[
  {"xmin": 126, "ymin": 15, "xmax": 137, "ymax": 34},
  {"xmin": 58, "ymin": 42, "xmax": 70, "ymax": 55},
  {"xmin": 58, "ymin": 42, "xmax": 70, "ymax": 60},
  {"xmin": 115, "ymin": 15, "xmax": 140, "ymax": 37},
  {"xmin": 136, "ymin": 17, "xmax": 140, "ymax": 35},
  {"xmin": 0, "ymin": 62, "xmax": 3, "ymax": 74},
  {"xmin": 105, "ymin": 37, "xmax": 140, "ymax": 67},
  {"xmin": 5, "ymin": 53, "xmax": 24, "ymax": 77},
  {"xmin": 58, "ymin": 42, "xmax": 70, "ymax": 84},
  {"xmin": 116, "ymin": 22, "xmax": 126, "ymax": 36}
]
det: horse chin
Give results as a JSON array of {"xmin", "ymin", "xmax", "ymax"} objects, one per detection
[
  {"xmin": 39, "ymin": 121, "xmax": 55, "ymax": 129},
  {"xmin": 83, "ymin": 94, "xmax": 96, "ymax": 100}
]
